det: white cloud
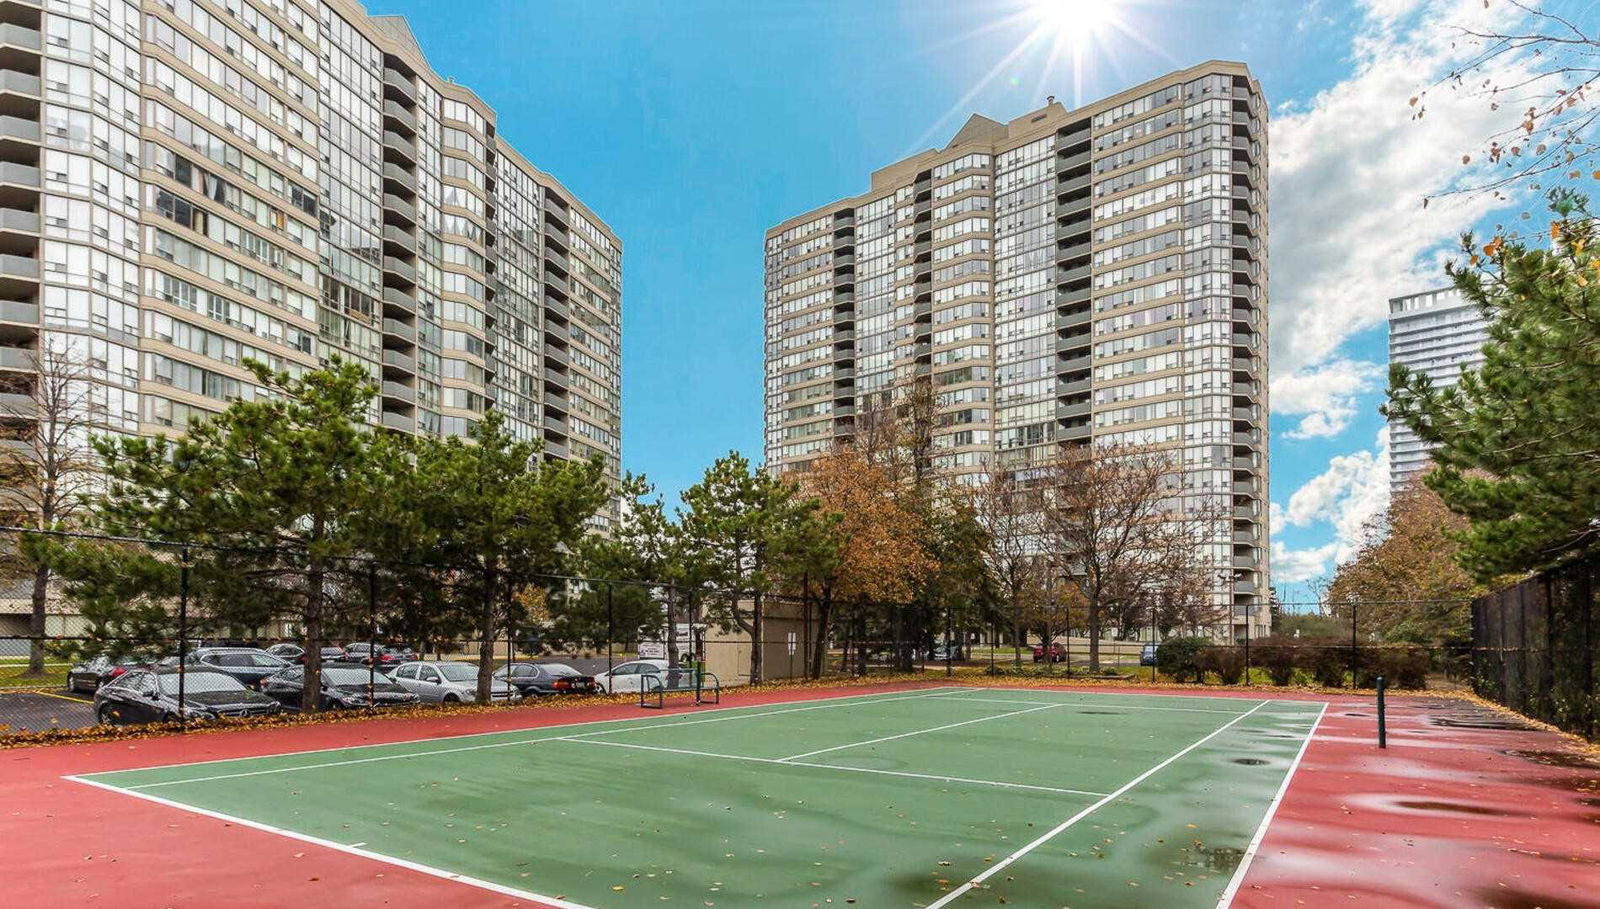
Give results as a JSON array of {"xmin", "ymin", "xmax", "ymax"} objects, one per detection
[
  {"xmin": 1271, "ymin": 540, "xmax": 1341, "ymax": 583},
  {"xmin": 1273, "ymin": 428, "xmax": 1392, "ymax": 582},
  {"xmin": 1269, "ymin": 0, "xmax": 1537, "ymax": 379},
  {"xmin": 1272, "ymin": 358, "xmax": 1383, "ymax": 439}
]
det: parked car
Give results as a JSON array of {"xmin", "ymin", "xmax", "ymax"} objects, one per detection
[
  {"xmin": 592, "ymin": 659, "xmax": 672, "ymax": 694},
  {"xmin": 260, "ymin": 665, "xmax": 419, "ymax": 711},
  {"xmin": 389, "ymin": 661, "xmax": 519, "ymax": 703},
  {"xmin": 66, "ymin": 655, "xmax": 147, "ymax": 694},
  {"xmin": 1032, "ymin": 642, "xmax": 1067, "ymax": 663},
  {"xmin": 343, "ymin": 643, "xmax": 411, "ymax": 668},
  {"xmin": 493, "ymin": 662, "xmax": 599, "ymax": 697},
  {"xmin": 94, "ymin": 668, "xmax": 281, "ymax": 725},
  {"xmin": 1140, "ymin": 642, "xmax": 1158, "ymax": 667},
  {"xmin": 184, "ymin": 647, "xmax": 289, "ymax": 689},
  {"xmin": 266, "ymin": 643, "xmax": 305, "ymax": 663}
]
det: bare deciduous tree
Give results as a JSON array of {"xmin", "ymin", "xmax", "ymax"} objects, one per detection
[
  {"xmin": 0, "ymin": 342, "xmax": 101, "ymax": 675},
  {"xmin": 1040, "ymin": 444, "xmax": 1222, "ymax": 671},
  {"xmin": 969, "ymin": 466, "xmax": 1048, "ymax": 667},
  {"xmin": 1424, "ymin": 0, "xmax": 1598, "ymax": 200}
]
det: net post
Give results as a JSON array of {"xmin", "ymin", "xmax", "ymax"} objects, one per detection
[{"xmin": 1377, "ymin": 674, "xmax": 1387, "ymax": 748}]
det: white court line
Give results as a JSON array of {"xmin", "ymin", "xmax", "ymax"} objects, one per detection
[
  {"xmin": 1214, "ymin": 703, "xmax": 1328, "ymax": 908},
  {"xmin": 929, "ymin": 693, "xmax": 1253, "ymax": 715},
  {"xmin": 65, "ymin": 774, "xmax": 603, "ymax": 909},
  {"xmin": 924, "ymin": 700, "xmax": 1270, "ymax": 909},
  {"xmin": 566, "ymin": 736, "xmax": 1110, "ymax": 798},
  {"xmin": 779, "ymin": 702, "xmax": 1063, "ymax": 761},
  {"xmin": 110, "ymin": 687, "xmax": 966, "ymax": 791},
  {"xmin": 83, "ymin": 685, "xmax": 967, "ymax": 779}
]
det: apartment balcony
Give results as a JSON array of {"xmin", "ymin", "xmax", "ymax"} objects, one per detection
[
  {"xmin": 1058, "ymin": 263, "xmax": 1090, "ymax": 285},
  {"xmin": 543, "ymin": 366, "xmax": 569, "ymax": 389},
  {"xmin": 1231, "ymin": 331, "xmax": 1258, "ymax": 350},
  {"xmin": 1233, "ymin": 381, "xmax": 1260, "ymax": 400},
  {"xmin": 0, "ymin": 298, "xmax": 36, "ymax": 326},
  {"xmin": 1058, "ymin": 351, "xmax": 1091, "ymax": 373},
  {"xmin": 544, "ymin": 295, "xmax": 569, "ymax": 322},
  {"xmin": 382, "ymin": 67, "xmax": 416, "ymax": 103},
  {"xmin": 1056, "ymin": 400, "xmax": 1090, "ymax": 421},
  {"xmin": 1233, "ymin": 406, "xmax": 1258, "ymax": 422},
  {"xmin": 1057, "ymin": 376, "xmax": 1090, "ymax": 396},
  {"xmin": 381, "ymin": 163, "xmax": 415, "ymax": 196},
  {"xmin": 1233, "ymin": 528, "xmax": 1259, "ymax": 545},
  {"xmin": 544, "ymin": 388, "xmax": 569, "ymax": 412},
  {"xmin": 381, "ymin": 224, "xmax": 415, "ymax": 255},
  {"xmin": 382, "ymin": 193, "xmax": 416, "ymax": 226},
  {"xmin": 542, "ymin": 413, "xmax": 569, "ymax": 436},
  {"xmin": 0, "ymin": 343, "xmax": 30, "ymax": 371},
  {"xmin": 833, "ymin": 403, "xmax": 855, "ymax": 417},
  {"xmin": 0, "ymin": 204, "xmax": 35, "ymax": 254},
  {"xmin": 0, "ymin": 24, "xmax": 41, "ymax": 71},
  {"xmin": 1233, "ymin": 456, "xmax": 1257, "ymax": 471},
  {"xmin": 833, "ymin": 213, "xmax": 855, "ymax": 230},
  {"xmin": 1233, "ymin": 504, "xmax": 1259, "ymax": 521},
  {"xmin": 382, "ymin": 286, "xmax": 416, "ymax": 316},
  {"xmin": 381, "ymin": 348, "xmax": 416, "ymax": 375},
  {"xmin": 833, "ymin": 328, "xmax": 856, "ymax": 343},
  {"xmin": 382, "ymin": 317, "xmax": 415, "ymax": 344},
  {"xmin": 1233, "ymin": 430, "xmax": 1261, "ymax": 447},
  {"xmin": 1059, "ymin": 422, "xmax": 1091, "ymax": 442},
  {"xmin": 381, "ymin": 255, "xmax": 416, "ymax": 286},
  {"xmin": 0, "ymin": 252, "xmax": 36, "ymax": 294},
  {"xmin": 0, "ymin": 69, "xmax": 38, "ymax": 118},
  {"xmin": 381, "ymin": 380, "xmax": 416, "ymax": 405},
  {"xmin": 1056, "ymin": 308, "xmax": 1089, "ymax": 330},
  {"xmin": 1056, "ymin": 173, "xmax": 1091, "ymax": 196},
  {"xmin": 1231, "ymin": 356, "xmax": 1257, "ymax": 373},
  {"xmin": 833, "ymin": 365, "xmax": 855, "ymax": 382},
  {"xmin": 544, "ymin": 319, "xmax": 569, "ymax": 342},
  {"xmin": 382, "ymin": 100, "xmax": 417, "ymax": 135},
  {"xmin": 1233, "ymin": 479, "xmax": 1259, "ymax": 496},
  {"xmin": 544, "ymin": 273, "xmax": 570, "ymax": 298},
  {"xmin": 545, "ymin": 247, "xmax": 570, "ymax": 274},
  {"xmin": 1056, "ymin": 285, "xmax": 1089, "ymax": 307},
  {"xmin": 0, "ymin": 388, "xmax": 33, "ymax": 417},
  {"xmin": 543, "ymin": 344, "xmax": 569, "ymax": 367},
  {"xmin": 543, "ymin": 437, "xmax": 570, "ymax": 459},
  {"xmin": 542, "ymin": 220, "xmax": 567, "ymax": 249},
  {"xmin": 1057, "ymin": 149, "xmax": 1090, "ymax": 171},
  {"xmin": 382, "ymin": 130, "xmax": 416, "ymax": 165},
  {"xmin": 380, "ymin": 410, "xmax": 414, "ymax": 433}
]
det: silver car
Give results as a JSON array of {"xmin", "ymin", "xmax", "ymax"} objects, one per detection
[{"xmin": 389, "ymin": 660, "xmax": 520, "ymax": 704}]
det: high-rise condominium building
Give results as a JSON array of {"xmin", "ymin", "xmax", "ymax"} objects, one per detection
[
  {"xmin": 763, "ymin": 61, "xmax": 1268, "ymax": 640},
  {"xmin": 0, "ymin": 0, "xmax": 621, "ymax": 514},
  {"xmin": 1387, "ymin": 286, "xmax": 1486, "ymax": 492}
]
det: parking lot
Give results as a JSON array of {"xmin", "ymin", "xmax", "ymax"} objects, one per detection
[{"xmin": 0, "ymin": 654, "xmax": 622, "ymax": 733}]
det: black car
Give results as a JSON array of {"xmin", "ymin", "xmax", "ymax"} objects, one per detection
[
  {"xmin": 266, "ymin": 643, "xmax": 305, "ymax": 663},
  {"xmin": 260, "ymin": 665, "xmax": 420, "ymax": 711},
  {"xmin": 93, "ymin": 668, "xmax": 281, "ymax": 725},
  {"xmin": 493, "ymin": 662, "xmax": 599, "ymax": 697},
  {"xmin": 66, "ymin": 655, "xmax": 147, "ymax": 694},
  {"xmin": 184, "ymin": 647, "xmax": 290, "ymax": 688}
]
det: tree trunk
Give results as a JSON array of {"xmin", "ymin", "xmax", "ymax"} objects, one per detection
[
  {"xmin": 809, "ymin": 591, "xmax": 833, "ymax": 680},
  {"xmin": 1088, "ymin": 600, "xmax": 1102, "ymax": 673},
  {"xmin": 748, "ymin": 592, "xmax": 764, "ymax": 685},
  {"xmin": 26, "ymin": 561, "xmax": 48, "ymax": 675},
  {"xmin": 302, "ymin": 557, "xmax": 324, "ymax": 713},
  {"xmin": 477, "ymin": 569, "xmax": 497, "ymax": 702}
]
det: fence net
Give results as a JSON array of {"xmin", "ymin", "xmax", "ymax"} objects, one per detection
[{"xmin": 1472, "ymin": 556, "xmax": 1599, "ymax": 740}]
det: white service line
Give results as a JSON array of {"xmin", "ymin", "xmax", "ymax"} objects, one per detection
[
  {"xmin": 1213, "ymin": 703, "xmax": 1328, "ymax": 908},
  {"xmin": 64, "ymin": 774, "xmax": 603, "ymax": 909},
  {"xmin": 115, "ymin": 687, "xmax": 965, "ymax": 791},
  {"xmin": 928, "ymin": 693, "xmax": 1251, "ymax": 715},
  {"xmin": 567, "ymin": 736, "xmax": 1109, "ymax": 798},
  {"xmin": 923, "ymin": 700, "xmax": 1270, "ymax": 909},
  {"xmin": 778, "ymin": 702, "xmax": 1062, "ymax": 761}
]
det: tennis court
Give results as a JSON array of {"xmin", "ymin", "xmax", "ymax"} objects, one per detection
[{"xmin": 68, "ymin": 685, "xmax": 1324, "ymax": 908}]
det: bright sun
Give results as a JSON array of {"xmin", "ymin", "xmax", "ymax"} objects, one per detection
[{"xmin": 1032, "ymin": 0, "xmax": 1123, "ymax": 39}]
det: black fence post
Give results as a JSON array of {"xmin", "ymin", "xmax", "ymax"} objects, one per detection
[
  {"xmin": 1376, "ymin": 675, "xmax": 1387, "ymax": 748},
  {"xmin": 605, "ymin": 581, "xmax": 615, "ymax": 675},
  {"xmin": 177, "ymin": 545, "xmax": 190, "ymax": 732},
  {"xmin": 1243, "ymin": 605, "xmax": 1251, "ymax": 687},
  {"xmin": 367, "ymin": 561, "xmax": 377, "ymax": 702},
  {"xmin": 989, "ymin": 619, "xmax": 996, "ymax": 674},
  {"xmin": 1350, "ymin": 599, "xmax": 1359, "ymax": 689},
  {"xmin": 1149, "ymin": 604, "xmax": 1157, "ymax": 684}
]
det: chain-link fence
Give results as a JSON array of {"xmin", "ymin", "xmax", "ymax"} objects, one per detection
[{"xmin": 1473, "ymin": 556, "xmax": 1599, "ymax": 740}]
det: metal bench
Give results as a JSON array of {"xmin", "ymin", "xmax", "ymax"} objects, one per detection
[{"xmin": 639, "ymin": 667, "xmax": 721, "ymax": 709}]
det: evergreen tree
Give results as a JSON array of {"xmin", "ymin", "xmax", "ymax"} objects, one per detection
[{"xmin": 1385, "ymin": 191, "xmax": 1600, "ymax": 579}]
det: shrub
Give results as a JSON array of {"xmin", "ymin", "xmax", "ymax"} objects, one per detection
[
  {"xmin": 1253, "ymin": 638, "xmax": 1298, "ymax": 686},
  {"xmin": 1355, "ymin": 646, "xmax": 1429, "ymax": 690},
  {"xmin": 1156, "ymin": 637, "xmax": 1208, "ymax": 683},
  {"xmin": 1198, "ymin": 646, "xmax": 1246, "ymax": 685},
  {"xmin": 1300, "ymin": 639, "xmax": 1351, "ymax": 688}
]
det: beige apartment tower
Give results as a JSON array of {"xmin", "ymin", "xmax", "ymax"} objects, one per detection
[
  {"xmin": 0, "ymin": 0, "xmax": 621, "ymax": 513},
  {"xmin": 763, "ymin": 61, "xmax": 1268, "ymax": 640}
]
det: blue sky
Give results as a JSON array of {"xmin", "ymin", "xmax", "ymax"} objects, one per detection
[{"xmin": 372, "ymin": 0, "xmax": 1560, "ymax": 606}]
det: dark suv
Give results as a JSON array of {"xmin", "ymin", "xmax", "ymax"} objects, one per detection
[{"xmin": 184, "ymin": 647, "xmax": 290, "ymax": 689}]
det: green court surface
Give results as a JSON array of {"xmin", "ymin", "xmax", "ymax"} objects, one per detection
[{"xmin": 72, "ymin": 686, "xmax": 1325, "ymax": 908}]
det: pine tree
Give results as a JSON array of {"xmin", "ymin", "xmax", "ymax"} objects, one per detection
[{"xmin": 1385, "ymin": 191, "xmax": 1600, "ymax": 580}]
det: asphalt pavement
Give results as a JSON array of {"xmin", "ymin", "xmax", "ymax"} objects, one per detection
[{"xmin": 0, "ymin": 690, "xmax": 96, "ymax": 732}]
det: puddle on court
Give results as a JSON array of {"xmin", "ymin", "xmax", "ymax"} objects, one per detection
[
  {"xmin": 1474, "ymin": 888, "xmax": 1596, "ymax": 909},
  {"xmin": 1390, "ymin": 799, "xmax": 1509, "ymax": 817},
  {"xmin": 1429, "ymin": 715, "xmax": 1536, "ymax": 731},
  {"xmin": 1505, "ymin": 749, "xmax": 1600, "ymax": 770},
  {"xmin": 1231, "ymin": 758, "xmax": 1268, "ymax": 766}
]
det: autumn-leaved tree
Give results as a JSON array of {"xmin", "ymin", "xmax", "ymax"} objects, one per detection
[
  {"xmin": 1326, "ymin": 476, "xmax": 1498, "ymax": 643},
  {"xmin": 794, "ymin": 446, "xmax": 935, "ymax": 677}
]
